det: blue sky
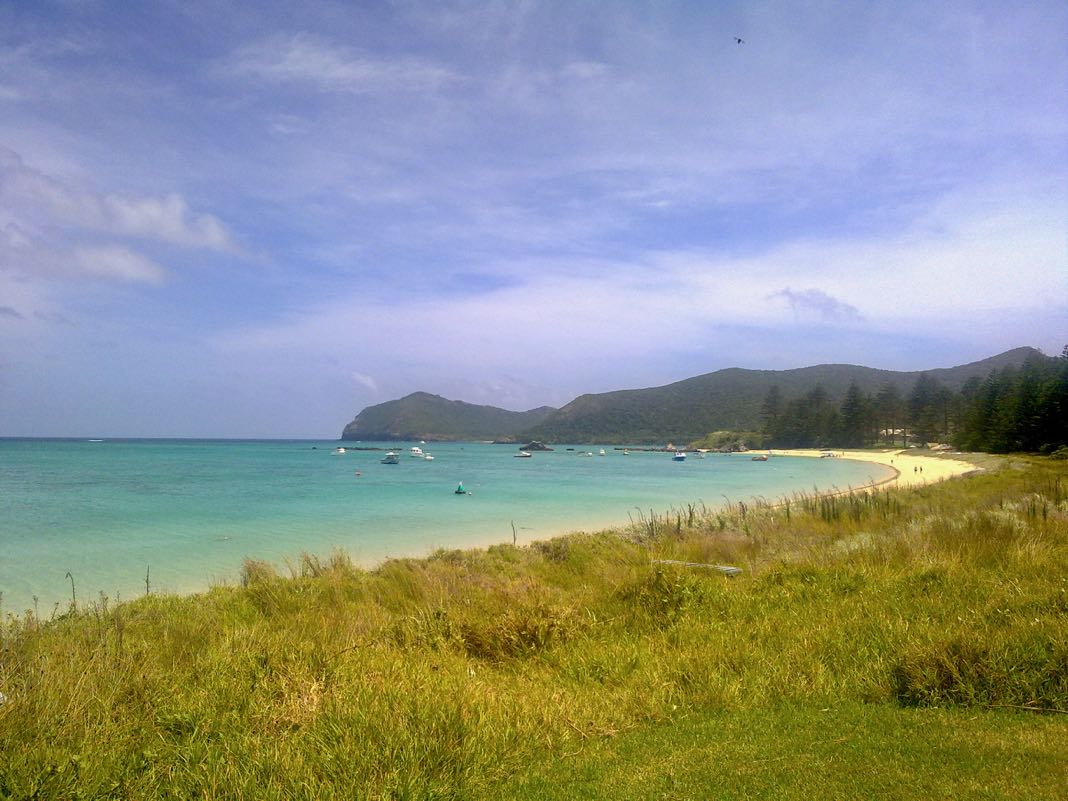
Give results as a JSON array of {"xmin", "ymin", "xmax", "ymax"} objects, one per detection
[{"xmin": 1, "ymin": 1, "xmax": 1065, "ymax": 437}]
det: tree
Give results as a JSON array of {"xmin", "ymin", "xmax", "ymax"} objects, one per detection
[
  {"xmin": 838, "ymin": 381, "xmax": 869, "ymax": 448},
  {"xmin": 907, "ymin": 373, "xmax": 945, "ymax": 444},
  {"xmin": 875, "ymin": 383, "xmax": 903, "ymax": 446},
  {"xmin": 760, "ymin": 385, "xmax": 784, "ymax": 442}
]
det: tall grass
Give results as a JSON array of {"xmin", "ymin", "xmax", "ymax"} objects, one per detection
[{"xmin": 1, "ymin": 457, "xmax": 1065, "ymax": 798}]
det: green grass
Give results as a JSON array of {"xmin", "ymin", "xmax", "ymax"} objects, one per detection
[
  {"xmin": 492, "ymin": 703, "xmax": 1068, "ymax": 800},
  {"xmin": 1, "ymin": 456, "xmax": 1066, "ymax": 799}
]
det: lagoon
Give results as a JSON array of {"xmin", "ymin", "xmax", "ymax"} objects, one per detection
[{"xmin": 0, "ymin": 439, "xmax": 894, "ymax": 615}]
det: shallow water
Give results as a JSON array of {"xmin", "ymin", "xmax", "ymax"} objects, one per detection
[{"xmin": 0, "ymin": 439, "xmax": 893, "ymax": 614}]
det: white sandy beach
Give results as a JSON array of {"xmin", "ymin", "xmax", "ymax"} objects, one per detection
[{"xmin": 767, "ymin": 448, "xmax": 979, "ymax": 490}]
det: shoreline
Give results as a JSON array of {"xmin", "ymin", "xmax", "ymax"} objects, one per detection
[
  {"xmin": 764, "ymin": 447, "xmax": 979, "ymax": 490},
  {"xmin": 454, "ymin": 448, "xmax": 981, "ymax": 556},
  {"xmin": 2, "ymin": 448, "xmax": 985, "ymax": 613}
]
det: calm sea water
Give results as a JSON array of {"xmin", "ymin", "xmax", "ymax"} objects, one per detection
[{"xmin": 0, "ymin": 439, "xmax": 894, "ymax": 614}]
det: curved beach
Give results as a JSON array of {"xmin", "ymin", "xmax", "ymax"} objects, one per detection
[{"xmin": 766, "ymin": 448, "xmax": 979, "ymax": 489}]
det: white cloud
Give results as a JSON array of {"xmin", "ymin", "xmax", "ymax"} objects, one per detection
[
  {"xmin": 72, "ymin": 245, "xmax": 166, "ymax": 284},
  {"xmin": 227, "ymin": 33, "xmax": 458, "ymax": 94},
  {"xmin": 0, "ymin": 147, "xmax": 234, "ymax": 250},
  {"xmin": 213, "ymin": 168, "xmax": 1067, "ymax": 407},
  {"xmin": 768, "ymin": 288, "xmax": 862, "ymax": 322},
  {"xmin": 351, "ymin": 371, "xmax": 379, "ymax": 393}
]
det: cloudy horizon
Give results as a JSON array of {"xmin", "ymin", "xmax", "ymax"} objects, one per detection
[{"xmin": 1, "ymin": 1, "xmax": 1065, "ymax": 438}]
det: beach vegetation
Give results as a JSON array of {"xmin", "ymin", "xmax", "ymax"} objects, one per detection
[{"xmin": 1, "ymin": 458, "xmax": 1066, "ymax": 798}]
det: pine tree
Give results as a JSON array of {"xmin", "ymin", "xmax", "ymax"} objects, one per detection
[
  {"xmin": 875, "ymin": 383, "xmax": 903, "ymax": 445},
  {"xmin": 760, "ymin": 385, "xmax": 784, "ymax": 443},
  {"xmin": 838, "ymin": 381, "xmax": 869, "ymax": 448},
  {"xmin": 907, "ymin": 373, "xmax": 945, "ymax": 445}
]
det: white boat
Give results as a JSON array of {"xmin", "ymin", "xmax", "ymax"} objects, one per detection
[
  {"xmin": 381, "ymin": 452, "xmax": 400, "ymax": 464},
  {"xmin": 410, "ymin": 446, "xmax": 424, "ymax": 458},
  {"xmin": 514, "ymin": 451, "xmax": 533, "ymax": 458},
  {"xmin": 580, "ymin": 451, "xmax": 594, "ymax": 457},
  {"xmin": 599, "ymin": 449, "xmax": 606, "ymax": 456},
  {"xmin": 672, "ymin": 451, "xmax": 686, "ymax": 461},
  {"xmin": 333, "ymin": 447, "xmax": 346, "ymax": 454},
  {"xmin": 424, "ymin": 453, "xmax": 435, "ymax": 461},
  {"xmin": 751, "ymin": 454, "xmax": 769, "ymax": 462},
  {"xmin": 622, "ymin": 448, "xmax": 630, "ymax": 455}
]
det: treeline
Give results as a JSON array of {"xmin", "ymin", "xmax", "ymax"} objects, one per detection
[{"xmin": 760, "ymin": 348, "xmax": 1068, "ymax": 453}]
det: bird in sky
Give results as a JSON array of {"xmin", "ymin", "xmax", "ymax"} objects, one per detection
[{"xmin": 734, "ymin": 36, "xmax": 745, "ymax": 44}]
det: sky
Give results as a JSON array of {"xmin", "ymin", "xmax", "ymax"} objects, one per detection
[{"xmin": 1, "ymin": 1, "xmax": 1065, "ymax": 438}]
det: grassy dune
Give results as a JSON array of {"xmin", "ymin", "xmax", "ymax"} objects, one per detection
[{"xmin": 1, "ymin": 458, "xmax": 1066, "ymax": 799}]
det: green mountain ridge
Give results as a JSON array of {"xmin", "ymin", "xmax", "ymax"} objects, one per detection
[
  {"xmin": 340, "ymin": 392, "xmax": 555, "ymax": 442},
  {"xmin": 522, "ymin": 347, "xmax": 1046, "ymax": 444},
  {"xmin": 340, "ymin": 347, "xmax": 1047, "ymax": 444}
]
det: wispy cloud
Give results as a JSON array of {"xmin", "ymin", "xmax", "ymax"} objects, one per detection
[
  {"xmin": 0, "ymin": 148, "xmax": 234, "ymax": 250},
  {"xmin": 226, "ymin": 33, "xmax": 459, "ymax": 94},
  {"xmin": 350, "ymin": 372, "xmax": 378, "ymax": 393},
  {"xmin": 1, "ymin": 1, "xmax": 1065, "ymax": 436},
  {"xmin": 768, "ymin": 288, "xmax": 862, "ymax": 322},
  {"xmin": 0, "ymin": 305, "xmax": 23, "ymax": 319},
  {"xmin": 72, "ymin": 245, "xmax": 166, "ymax": 284}
]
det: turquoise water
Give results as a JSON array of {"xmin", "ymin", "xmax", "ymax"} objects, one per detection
[{"xmin": 0, "ymin": 439, "xmax": 893, "ymax": 614}]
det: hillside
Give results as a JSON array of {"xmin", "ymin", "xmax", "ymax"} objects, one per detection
[
  {"xmin": 520, "ymin": 347, "xmax": 1045, "ymax": 444},
  {"xmin": 340, "ymin": 392, "xmax": 556, "ymax": 441}
]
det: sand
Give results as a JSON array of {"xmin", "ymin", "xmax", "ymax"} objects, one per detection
[{"xmin": 766, "ymin": 448, "xmax": 979, "ymax": 489}]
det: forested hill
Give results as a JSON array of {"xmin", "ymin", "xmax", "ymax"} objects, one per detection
[
  {"xmin": 519, "ymin": 347, "xmax": 1045, "ymax": 444},
  {"xmin": 340, "ymin": 392, "xmax": 556, "ymax": 442}
]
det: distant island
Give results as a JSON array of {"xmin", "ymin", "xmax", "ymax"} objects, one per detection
[
  {"xmin": 340, "ymin": 391, "xmax": 555, "ymax": 442},
  {"xmin": 341, "ymin": 347, "xmax": 1064, "ymax": 452}
]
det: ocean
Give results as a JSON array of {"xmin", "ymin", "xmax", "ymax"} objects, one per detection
[{"xmin": 0, "ymin": 439, "xmax": 894, "ymax": 615}]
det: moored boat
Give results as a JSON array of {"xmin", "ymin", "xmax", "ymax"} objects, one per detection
[
  {"xmin": 672, "ymin": 451, "xmax": 686, "ymax": 461},
  {"xmin": 381, "ymin": 452, "xmax": 400, "ymax": 464}
]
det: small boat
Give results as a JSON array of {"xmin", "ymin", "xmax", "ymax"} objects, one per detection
[
  {"xmin": 599, "ymin": 449, "xmax": 606, "ymax": 456},
  {"xmin": 672, "ymin": 451, "xmax": 686, "ymax": 461},
  {"xmin": 580, "ymin": 451, "xmax": 594, "ymax": 457},
  {"xmin": 333, "ymin": 447, "xmax": 346, "ymax": 454},
  {"xmin": 454, "ymin": 482, "xmax": 467, "ymax": 495},
  {"xmin": 514, "ymin": 451, "xmax": 533, "ymax": 458},
  {"xmin": 751, "ymin": 454, "xmax": 769, "ymax": 461},
  {"xmin": 424, "ymin": 453, "xmax": 435, "ymax": 461},
  {"xmin": 380, "ymin": 452, "xmax": 400, "ymax": 464},
  {"xmin": 410, "ymin": 446, "xmax": 424, "ymax": 458},
  {"xmin": 622, "ymin": 449, "xmax": 630, "ymax": 455}
]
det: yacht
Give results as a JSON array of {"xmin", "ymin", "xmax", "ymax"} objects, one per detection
[{"xmin": 380, "ymin": 452, "xmax": 400, "ymax": 464}]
